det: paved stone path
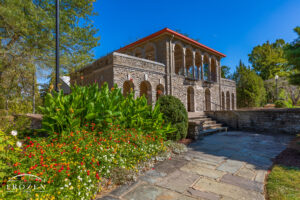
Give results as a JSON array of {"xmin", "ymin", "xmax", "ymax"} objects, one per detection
[{"xmin": 97, "ymin": 131, "xmax": 292, "ymax": 200}]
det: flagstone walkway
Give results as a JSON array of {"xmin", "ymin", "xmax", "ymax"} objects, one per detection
[{"xmin": 97, "ymin": 131, "xmax": 292, "ymax": 200}]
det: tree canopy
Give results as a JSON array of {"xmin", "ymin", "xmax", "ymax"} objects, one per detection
[
  {"xmin": 221, "ymin": 65, "xmax": 231, "ymax": 79},
  {"xmin": 0, "ymin": 0, "xmax": 99, "ymax": 112},
  {"xmin": 248, "ymin": 39, "xmax": 291, "ymax": 80},
  {"xmin": 285, "ymin": 27, "xmax": 300, "ymax": 85}
]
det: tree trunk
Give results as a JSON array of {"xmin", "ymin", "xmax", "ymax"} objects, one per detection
[{"xmin": 32, "ymin": 71, "xmax": 35, "ymax": 114}]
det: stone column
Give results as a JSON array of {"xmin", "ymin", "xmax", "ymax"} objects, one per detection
[
  {"xmin": 192, "ymin": 51, "xmax": 196, "ymax": 79},
  {"xmin": 182, "ymin": 47, "xmax": 186, "ymax": 76},
  {"xmin": 208, "ymin": 57, "xmax": 211, "ymax": 81},
  {"xmin": 217, "ymin": 59, "xmax": 221, "ymax": 83},
  {"xmin": 201, "ymin": 55, "xmax": 204, "ymax": 80}
]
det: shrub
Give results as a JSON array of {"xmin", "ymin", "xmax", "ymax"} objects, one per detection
[
  {"xmin": 156, "ymin": 95, "xmax": 188, "ymax": 141},
  {"xmin": 275, "ymin": 100, "xmax": 286, "ymax": 108},
  {"xmin": 275, "ymin": 100, "xmax": 293, "ymax": 108}
]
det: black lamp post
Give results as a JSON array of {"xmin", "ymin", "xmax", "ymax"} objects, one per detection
[
  {"xmin": 55, "ymin": 0, "xmax": 60, "ymax": 92},
  {"xmin": 275, "ymin": 75, "xmax": 279, "ymax": 101}
]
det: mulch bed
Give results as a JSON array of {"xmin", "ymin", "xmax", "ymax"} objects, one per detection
[{"xmin": 272, "ymin": 136, "xmax": 300, "ymax": 168}]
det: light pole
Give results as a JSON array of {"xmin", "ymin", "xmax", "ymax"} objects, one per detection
[
  {"xmin": 275, "ymin": 75, "xmax": 279, "ymax": 101},
  {"xmin": 55, "ymin": 0, "xmax": 60, "ymax": 92}
]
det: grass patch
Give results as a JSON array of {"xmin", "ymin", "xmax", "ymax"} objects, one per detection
[{"xmin": 266, "ymin": 165, "xmax": 300, "ymax": 200}]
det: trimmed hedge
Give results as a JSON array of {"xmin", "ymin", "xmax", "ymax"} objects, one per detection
[{"xmin": 157, "ymin": 95, "xmax": 188, "ymax": 141}]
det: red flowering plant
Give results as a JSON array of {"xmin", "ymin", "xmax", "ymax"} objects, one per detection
[{"xmin": 1, "ymin": 124, "xmax": 167, "ymax": 199}]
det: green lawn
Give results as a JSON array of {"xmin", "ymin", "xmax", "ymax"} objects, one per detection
[{"xmin": 266, "ymin": 165, "xmax": 300, "ymax": 200}]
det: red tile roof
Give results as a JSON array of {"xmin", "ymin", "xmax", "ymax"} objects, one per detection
[{"xmin": 116, "ymin": 28, "xmax": 226, "ymax": 57}]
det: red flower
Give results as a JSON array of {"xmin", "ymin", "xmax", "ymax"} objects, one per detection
[{"xmin": 87, "ymin": 170, "xmax": 90, "ymax": 176}]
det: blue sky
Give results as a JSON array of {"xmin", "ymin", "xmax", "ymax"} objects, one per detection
[{"xmin": 90, "ymin": 0, "xmax": 300, "ymax": 73}]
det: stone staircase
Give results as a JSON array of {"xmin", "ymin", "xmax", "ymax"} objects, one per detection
[{"xmin": 187, "ymin": 112, "xmax": 227, "ymax": 140}]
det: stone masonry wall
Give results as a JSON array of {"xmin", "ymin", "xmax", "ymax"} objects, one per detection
[
  {"xmin": 220, "ymin": 78, "xmax": 236, "ymax": 110},
  {"xmin": 112, "ymin": 52, "xmax": 166, "ymax": 106},
  {"xmin": 171, "ymin": 75, "xmax": 221, "ymax": 111},
  {"xmin": 205, "ymin": 109, "xmax": 300, "ymax": 135}
]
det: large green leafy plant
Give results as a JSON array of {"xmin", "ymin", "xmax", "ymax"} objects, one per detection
[{"xmin": 39, "ymin": 83, "xmax": 174, "ymax": 139}]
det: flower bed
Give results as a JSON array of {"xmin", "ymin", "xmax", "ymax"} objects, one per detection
[
  {"xmin": 0, "ymin": 83, "xmax": 177, "ymax": 200},
  {"xmin": 1, "ymin": 124, "xmax": 166, "ymax": 199}
]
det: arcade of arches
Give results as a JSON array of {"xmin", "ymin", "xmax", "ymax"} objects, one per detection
[
  {"xmin": 121, "ymin": 79, "xmax": 235, "ymax": 111},
  {"xmin": 173, "ymin": 44, "xmax": 218, "ymax": 82}
]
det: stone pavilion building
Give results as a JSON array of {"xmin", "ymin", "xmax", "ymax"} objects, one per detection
[{"xmin": 71, "ymin": 28, "xmax": 236, "ymax": 112}]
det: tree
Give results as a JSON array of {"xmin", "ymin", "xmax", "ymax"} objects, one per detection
[
  {"xmin": 285, "ymin": 27, "xmax": 300, "ymax": 85},
  {"xmin": 0, "ymin": 0, "xmax": 99, "ymax": 113},
  {"xmin": 221, "ymin": 65, "xmax": 231, "ymax": 79},
  {"xmin": 233, "ymin": 61, "xmax": 266, "ymax": 108},
  {"xmin": 248, "ymin": 39, "xmax": 291, "ymax": 80}
]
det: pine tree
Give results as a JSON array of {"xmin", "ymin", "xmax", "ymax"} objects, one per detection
[
  {"xmin": 285, "ymin": 27, "xmax": 300, "ymax": 85},
  {"xmin": 233, "ymin": 61, "xmax": 266, "ymax": 108},
  {"xmin": 0, "ymin": 0, "xmax": 99, "ymax": 112}
]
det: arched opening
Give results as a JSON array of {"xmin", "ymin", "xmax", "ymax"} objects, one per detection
[
  {"xmin": 205, "ymin": 89, "xmax": 211, "ymax": 111},
  {"xmin": 187, "ymin": 87, "xmax": 195, "ymax": 112},
  {"xmin": 123, "ymin": 80, "xmax": 134, "ymax": 97},
  {"xmin": 211, "ymin": 58, "xmax": 217, "ymax": 82},
  {"xmin": 226, "ymin": 91, "xmax": 230, "ymax": 110},
  {"xmin": 203, "ymin": 55, "xmax": 210, "ymax": 81},
  {"xmin": 174, "ymin": 44, "xmax": 183, "ymax": 75},
  {"xmin": 195, "ymin": 52, "xmax": 202, "ymax": 80},
  {"xmin": 156, "ymin": 84, "xmax": 164, "ymax": 101},
  {"xmin": 232, "ymin": 93, "xmax": 235, "ymax": 110},
  {"xmin": 134, "ymin": 48, "xmax": 143, "ymax": 58},
  {"xmin": 140, "ymin": 81, "xmax": 152, "ymax": 105},
  {"xmin": 145, "ymin": 44, "xmax": 156, "ymax": 61},
  {"xmin": 222, "ymin": 92, "xmax": 225, "ymax": 110},
  {"xmin": 185, "ymin": 48, "xmax": 193, "ymax": 78}
]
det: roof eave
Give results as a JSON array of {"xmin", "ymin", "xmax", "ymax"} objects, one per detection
[{"xmin": 116, "ymin": 28, "xmax": 226, "ymax": 58}]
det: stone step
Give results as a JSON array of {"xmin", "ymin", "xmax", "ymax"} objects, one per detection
[
  {"xmin": 202, "ymin": 120, "xmax": 217, "ymax": 125},
  {"xmin": 202, "ymin": 124, "xmax": 223, "ymax": 130},
  {"xmin": 188, "ymin": 116, "xmax": 208, "ymax": 120},
  {"xmin": 189, "ymin": 118, "xmax": 213, "ymax": 125},
  {"xmin": 199, "ymin": 127, "xmax": 228, "ymax": 136}
]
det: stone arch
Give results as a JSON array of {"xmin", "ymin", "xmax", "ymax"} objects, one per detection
[
  {"xmin": 145, "ymin": 43, "xmax": 156, "ymax": 61},
  {"xmin": 232, "ymin": 93, "xmax": 235, "ymax": 110},
  {"xmin": 133, "ymin": 47, "xmax": 143, "ymax": 58},
  {"xmin": 174, "ymin": 43, "xmax": 184, "ymax": 75},
  {"xmin": 205, "ymin": 88, "xmax": 211, "ymax": 111},
  {"xmin": 123, "ymin": 80, "xmax": 134, "ymax": 97},
  {"xmin": 210, "ymin": 57, "xmax": 217, "ymax": 82},
  {"xmin": 226, "ymin": 91, "xmax": 230, "ymax": 110},
  {"xmin": 195, "ymin": 51, "xmax": 202, "ymax": 80},
  {"xmin": 156, "ymin": 84, "xmax": 164, "ymax": 101},
  {"xmin": 185, "ymin": 48, "xmax": 193, "ymax": 78},
  {"xmin": 203, "ymin": 54, "xmax": 210, "ymax": 81},
  {"xmin": 140, "ymin": 81, "xmax": 152, "ymax": 105},
  {"xmin": 187, "ymin": 86, "xmax": 195, "ymax": 112},
  {"xmin": 222, "ymin": 92, "xmax": 225, "ymax": 110}
]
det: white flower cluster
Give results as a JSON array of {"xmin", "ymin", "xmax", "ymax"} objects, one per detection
[{"xmin": 11, "ymin": 130, "xmax": 17, "ymax": 136}]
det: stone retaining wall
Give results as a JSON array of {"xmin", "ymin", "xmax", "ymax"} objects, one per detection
[{"xmin": 205, "ymin": 109, "xmax": 300, "ymax": 135}]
